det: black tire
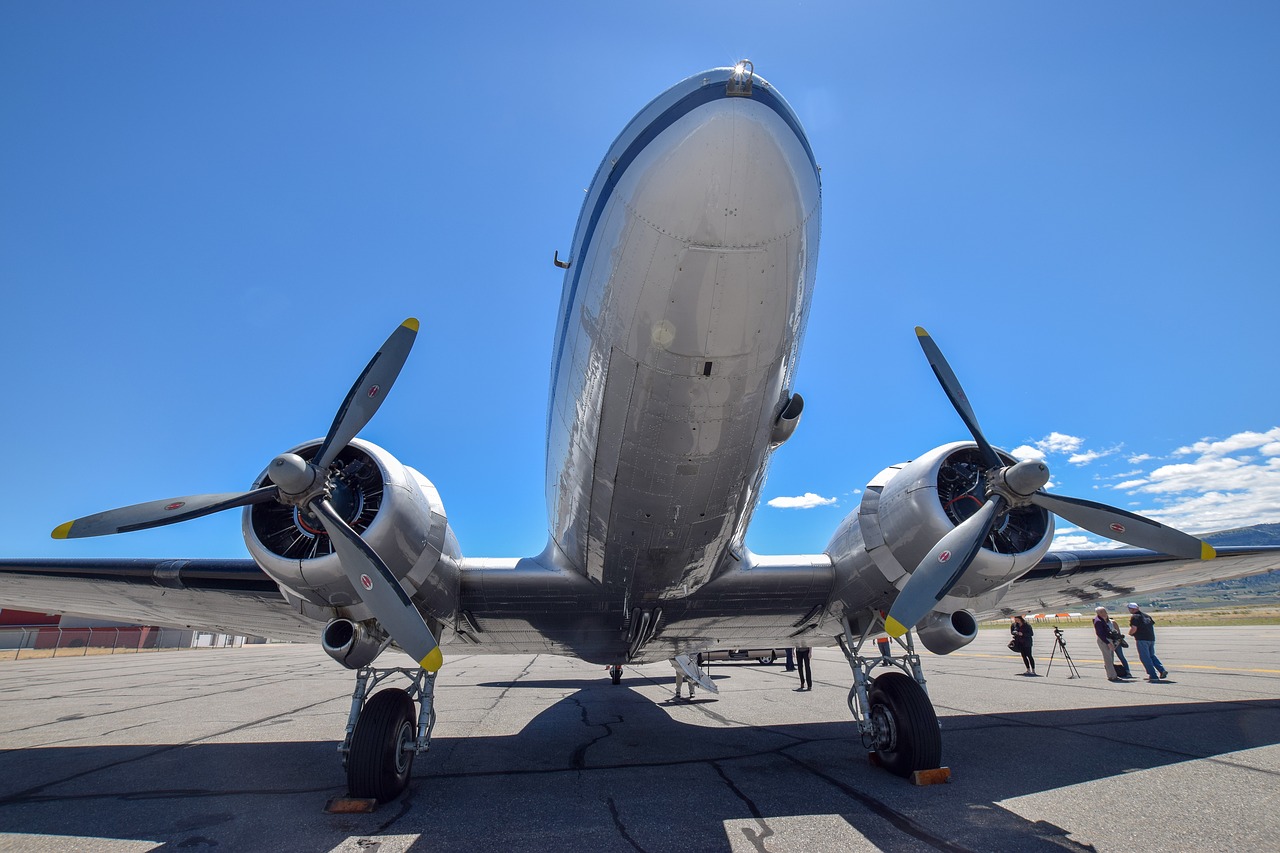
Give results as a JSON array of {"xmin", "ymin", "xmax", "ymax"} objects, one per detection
[
  {"xmin": 757, "ymin": 653, "xmax": 775, "ymax": 665},
  {"xmin": 610, "ymin": 666, "xmax": 622, "ymax": 685},
  {"xmin": 347, "ymin": 688, "xmax": 417, "ymax": 802},
  {"xmin": 868, "ymin": 672, "xmax": 942, "ymax": 778}
]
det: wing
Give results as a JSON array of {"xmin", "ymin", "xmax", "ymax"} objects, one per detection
[
  {"xmin": 979, "ymin": 545, "xmax": 1280, "ymax": 619},
  {"xmin": 0, "ymin": 559, "xmax": 318, "ymax": 643}
]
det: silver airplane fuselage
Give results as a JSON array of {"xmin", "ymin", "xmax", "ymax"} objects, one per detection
[{"xmin": 458, "ymin": 68, "xmax": 824, "ymax": 663}]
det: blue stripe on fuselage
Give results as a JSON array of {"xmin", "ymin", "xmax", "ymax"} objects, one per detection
[{"xmin": 547, "ymin": 80, "xmax": 818, "ymax": 434}]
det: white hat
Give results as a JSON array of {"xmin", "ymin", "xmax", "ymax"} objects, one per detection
[{"xmin": 1127, "ymin": 602, "xmax": 1140, "ymax": 609}]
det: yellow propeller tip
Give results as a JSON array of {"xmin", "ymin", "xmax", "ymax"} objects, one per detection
[
  {"xmin": 402, "ymin": 318, "xmax": 420, "ymax": 332},
  {"xmin": 914, "ymin": 326, "xmax": 928, "ymax": 337},
  {"xmin": 884, "ymin": 616, "xmax": 908, "ymax": 638},
  {"xmin": 51, "ymin": 521, "xmax": 74, "ymax": 540},
  {"xmin": 1201, "ymin": 542, "xmax": 1216, "ymax": 561},
  {"xmin": 419, "ymin": 646, "xmax": 443, "ymax": 672}
]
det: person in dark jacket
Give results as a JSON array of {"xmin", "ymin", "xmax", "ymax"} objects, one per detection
[
  {"xmin": 1127, "ymin": 602, "xmax": 1168, "ymax": 681},
  {"xmin": 1010, "ymin": 615, "xmax": 1036, "ymax": 675},
  {"xmin": 794, "ymin": 645, "xmax": 812, "ymax": 690},
  {"xmin": 1093, "ymin": 606, "xmax": 1125, "ymax": 681},
  {"xmin": 1108, "ymin": 615, "xmax": 1132, "ymax": 678}
]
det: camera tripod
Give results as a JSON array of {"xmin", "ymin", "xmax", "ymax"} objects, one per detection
[{"xmin": 1044, "ymin": 626, "xmax": 1081, "ymax": 679}]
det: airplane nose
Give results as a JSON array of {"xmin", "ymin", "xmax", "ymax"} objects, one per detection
[{"xmin": 616, "ymin": 97, "xmax": 819, "ymax": 250}]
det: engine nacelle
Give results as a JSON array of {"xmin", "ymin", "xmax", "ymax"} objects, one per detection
[
  {"xmin": 242, "ymin": 438, "xmax": 462, "ymax": 626},
  {"xmin": 321, "ymin": 618, "xmax": 389, "ymax": 669},
  {"xmin": 827, "ymin": 442, "xmax": 1053, "ymax": 636},
  {"xmin": 915, "ymin": 609, "xmax": 979, "ymax": 655}
]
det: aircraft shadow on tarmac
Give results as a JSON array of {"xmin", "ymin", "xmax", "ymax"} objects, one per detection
[{"xmin": 1, "ymin": 683, "xmax": 1277, "ymax": 851}]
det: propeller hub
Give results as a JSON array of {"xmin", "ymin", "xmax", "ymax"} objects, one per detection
[
  {"xmin": 268, "ymin": 453, "xmax": 324, "ymax": 501},
  {"xmin": 1003, "ymin": 459, "xmax": 1050, "ymax": 497}
]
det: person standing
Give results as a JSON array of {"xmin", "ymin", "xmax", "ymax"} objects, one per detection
[
  {"xmin": 795, "ymin": 645, "xmax": 812, "ymax": 691},
  {"xmin": 1093, "ymin": 606, "xmax": 1124, "ymax": 681},
  {"xmin": 1010, "ymin": 615, "xmax": 1036, "ymax": 675},
  {"xmin": 1108, "ymin": 616, "xmax": 1132, "ymax": 679},
  {"xmin": 671, "ymin": 658, "xmax": 695, "ymax": 700},
  {"xmin": 1127, "ymin": 602, "xmax": 1168, "ymax": 681}
]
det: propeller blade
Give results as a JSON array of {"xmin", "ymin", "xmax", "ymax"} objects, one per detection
[
  {"xmin": 314, "ymin": 318, "xmax": 419, "ymax": 471},
  {"xmin": 1031, "ymin": 492, "xmax": 1215, "ymax": 560},
  {"xmin": 886, "ymin": 496, "xmax": 1005, "ymax": 638},
  {"xmin": 310, "ymin": 497, "xmax": 442, "ymax": 672},
  {"xmin": 915, "ymin": 327, "xmax": 1002, "ymax": 470},
  {"xmin": 51, "ymin": 486, "xmax": 279, "ymax": 539}
]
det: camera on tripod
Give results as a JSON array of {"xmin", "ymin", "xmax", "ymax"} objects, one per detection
[{"xmin": 1046, "ymin": 625, "xmax": 1081, "ymax": 679}]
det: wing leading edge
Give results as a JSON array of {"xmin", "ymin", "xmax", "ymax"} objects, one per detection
[
  {"xmin": 979, "ymin": 545, "xmax": 1280, "ymax": 620},
  {"xmin": 0, "ymin": 559, "xmax": 317, "ymax": 643}
]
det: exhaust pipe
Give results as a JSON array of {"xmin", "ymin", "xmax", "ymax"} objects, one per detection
[{"xmin": 321, "ymin": 618, "xmax": 388, "ymax": 669}]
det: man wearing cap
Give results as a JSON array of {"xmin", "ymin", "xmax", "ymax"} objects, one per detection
[{"xmin": 1127, "ymin": 602, "xmax": 1168, "ymax": 681}]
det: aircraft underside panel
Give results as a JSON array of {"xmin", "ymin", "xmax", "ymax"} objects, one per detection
[{"xmin": 544, "ymin": 83, "xmax": 821, "ymax": 613}]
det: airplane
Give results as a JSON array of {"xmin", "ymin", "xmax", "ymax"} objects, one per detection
[{"xmin": 3, "ymin": 62, "xmax": 1278, "ymax": 802}]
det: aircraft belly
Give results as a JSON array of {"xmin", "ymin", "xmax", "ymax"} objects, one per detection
[{"xmin": 545, "ymin": 74, "xmax": 822, "ymax": 618}]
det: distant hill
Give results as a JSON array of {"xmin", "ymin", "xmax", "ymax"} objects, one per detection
[
  {"xmin": 1203, "ymin": 522, "xmax": 1280, "ymax": 547},
  {"xmin": 1106, "ymin": 521, "xmax": 1280, "ymax": 608}
]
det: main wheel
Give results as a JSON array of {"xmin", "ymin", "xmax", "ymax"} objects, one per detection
[
  {"xmin": 867, "ymin": 672, "xmax": 942, "ymax": 778},
  {"xmin": 610, "ymin": 665, "xmax": 622, "ymax": 685},
  {"xmin": 347, "ymin": 688, "xmax": 417, "ymax": 802}
]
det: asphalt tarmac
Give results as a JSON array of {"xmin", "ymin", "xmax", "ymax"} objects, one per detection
[{"xmin": 1, "ymin": 624, "xmax": 1277, "ymax": 852}]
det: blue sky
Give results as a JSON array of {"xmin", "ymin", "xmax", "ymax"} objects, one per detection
[{"xmin": 3, "ymin": 2, "xmax": 1278, "ymax": 563}]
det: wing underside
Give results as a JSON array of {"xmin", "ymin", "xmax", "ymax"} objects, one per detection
[
  {"xmin": 0, "ymin": 559, "xmax": 318, "ymax": 643},
  {"xmin": 981, "ymin": 545, "xmax": 1280, "ymax": 619},
  {"xmin": 2, "ymin": 546, "xmax": 1276, "ymax": 652}
]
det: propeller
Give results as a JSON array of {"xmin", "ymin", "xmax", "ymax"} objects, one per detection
[
  {"xmin": 884, "ymin": 327, "xmax": 1215, "ymax": 639},
  {"xmin": 51, "ymin": 318, "xmax": 443, "ymax": 672}
]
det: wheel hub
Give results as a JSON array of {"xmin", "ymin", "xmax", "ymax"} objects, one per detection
[{"xmin": 870, "ymin": 703, "xmax": 899, "ymax": 752}]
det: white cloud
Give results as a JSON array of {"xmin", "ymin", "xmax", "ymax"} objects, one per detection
[
  {"xmin": 1128, "ymin": 453, "xmax": 1153, "ymax": 464},
  {"xmin": 1011, "ymin": 444, "xmax": 1045, "ymax": 461},
  {"xmin": 1102, "ymin": 428, "xmax": 1280, "ymax": 533},
  {"xmin": 1049, "ymin": 533, "xmax": 1123, "ymax": 551},
  {"xmin": 1068, "ymin": 450, "xmax": 1104, "ymax": 465},
  {"xmin": 1034, "ymin": 432, "xmax": 1084, "ymax": 454},
  {"xmin": 767, "ymin": 492, "xmax": 838, "ymax": 510},
  {"xmin": 1173, "ymin": 428, "xmax": 1280, "ymax": 458}
]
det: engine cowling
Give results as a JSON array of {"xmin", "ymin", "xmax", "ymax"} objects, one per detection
[
  {"xmin": 242, "ymin": 437, "xmax": 462, "ymax": 627},
  {"xmin": 827, "ymin": 441, "xmax": 1053, "ymax": 645}
]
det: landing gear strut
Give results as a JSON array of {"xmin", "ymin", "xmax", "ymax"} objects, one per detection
[
  {"xmin": 837, "ymin": 614, "xmax": 942, "ymax": 778},
  {"xmin": 341, "ymin": 665, "xmax": 437, "ymax": 802}
]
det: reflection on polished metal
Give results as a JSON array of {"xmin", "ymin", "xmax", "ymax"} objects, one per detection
[{"xmin": 10, "ymin": 63, "xmax": 1275, "ymax": 802}]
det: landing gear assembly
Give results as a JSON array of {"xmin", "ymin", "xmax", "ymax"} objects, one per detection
[
  {"xmin": 837, "ymin": 614, "xmax": 945, "ymax": 781},
  {"xmin": 341, "ymin": 665, "xmax": 438, "ymax": 802}
]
